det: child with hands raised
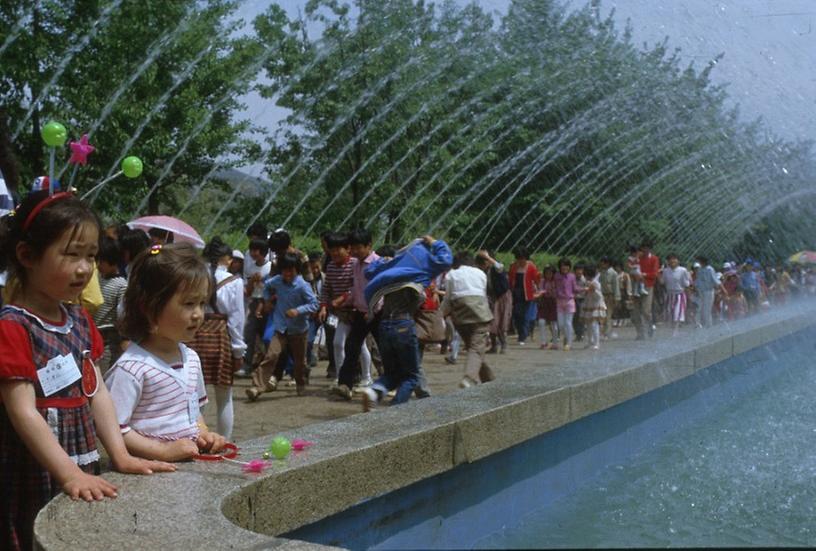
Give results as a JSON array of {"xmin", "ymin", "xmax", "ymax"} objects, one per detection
[
  {"xmin": 105, "ymin": 243, "xmax": 226, "ymax": 462},
  {"xmin": 0, "ymin": 191, "xmax": 174, "ymax": 551}
]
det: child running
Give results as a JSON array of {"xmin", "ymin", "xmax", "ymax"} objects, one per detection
[
  {"xmin": 105, "ymin": 243, "xmax": 227, "ymax": 461},
  {"xmin": 246, "ymin": 252, "xmax": 318, "ymax": 400},
  {"xmin": 0, "ymin": 191, "xmax": 173, "ymax": 550}
]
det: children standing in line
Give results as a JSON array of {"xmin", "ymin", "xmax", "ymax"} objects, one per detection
[
  {"xmin": 188, "ymin": 237, "xmax": 246, "ymax": 441},
  {"xmin": 0, "ymin": 191, "xmax": 173, "ymax": 550},
  {"xmin": 105, "ymin": 243, "xmax": 227, "ymax": 461},
  {"xmin": 246, "ymin": 253, "xmax": 319, "ymax": 400},
  {"xmin": 535, "ymin": 266, "xmax": 559, "ymax": 349},
  {"xmin": 580, "ymin": 266, "xmax": 607, "ymax": 350}
]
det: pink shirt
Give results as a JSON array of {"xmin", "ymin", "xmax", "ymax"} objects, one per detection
[{"xmin": 351, "ymin": 252, "xmax": 380, "ymax": 313}]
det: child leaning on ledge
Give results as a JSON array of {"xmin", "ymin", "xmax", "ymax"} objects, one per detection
[{"xmin": 105, "ymin": 243, "xmax": 227, "ymax": 462}]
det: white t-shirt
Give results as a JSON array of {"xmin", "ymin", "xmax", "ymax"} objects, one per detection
[
  {"xmin": 243, "ymin": 258, "xmax": 271, "ymax": 299},
  {"xmin": 662, "ymin": 266, "xmax": 691, "ymax": 294},
  {"xmin": 105, "ymin": 343, "xmax": 207, "ymax": 441}
]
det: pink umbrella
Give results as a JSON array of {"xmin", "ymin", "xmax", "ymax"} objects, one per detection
[{"xmin": 127, "ymin": 215, "xmax": 205, "ymax": 249}]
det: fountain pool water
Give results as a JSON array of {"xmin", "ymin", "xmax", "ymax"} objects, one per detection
[{"xmin": 285, "ymin": 326, "xmax": 816, "ymax": 549}]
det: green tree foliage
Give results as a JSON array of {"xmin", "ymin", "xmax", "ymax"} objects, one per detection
[
  {"xmin": 250, "ymin": 0, "xmax": 815, "ymax": 260},
  {"xmin": 0, "ymin": 0, "xmax": 262, "ymax": 224}
]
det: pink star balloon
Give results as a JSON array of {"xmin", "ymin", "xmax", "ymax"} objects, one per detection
[{"xmin": 68, "ymin": 134, "xmax": 95, "ymax": 166}]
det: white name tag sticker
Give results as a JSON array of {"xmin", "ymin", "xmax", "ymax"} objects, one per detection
[{"xmin": 37, "ymin": 354, "xmax": 82, "ymax": 397}]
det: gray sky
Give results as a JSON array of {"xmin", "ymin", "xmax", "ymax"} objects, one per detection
[{"xmin": 233, "ymin": 0, "xmax": 816, "ymax": 173}]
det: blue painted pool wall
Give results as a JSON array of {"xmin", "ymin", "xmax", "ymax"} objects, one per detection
[{"xmin": 285, "ymin": 329, "xmax": 810, "ymax": 550}]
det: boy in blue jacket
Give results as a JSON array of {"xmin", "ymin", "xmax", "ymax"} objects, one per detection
[{"xmin": 362, "ymin": 236, "xmax": 453, "ymax": 410}]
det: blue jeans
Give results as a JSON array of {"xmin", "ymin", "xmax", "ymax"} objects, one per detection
[
  {"xmin": 372, "ymin": 318, "xmax": 420, "ymax": 405},
  {"xmin": 306, "ymin": 317, "xmax": 319, "ymax": 365}
]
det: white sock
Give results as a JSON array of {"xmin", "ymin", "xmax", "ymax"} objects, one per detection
[{"xmin": 214, "ymin": 385, "xmax": 234, "ymax": 442}]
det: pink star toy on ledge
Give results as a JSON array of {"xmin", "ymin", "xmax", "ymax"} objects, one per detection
[{"xmin": 68, "ymin": 134, "xmax": 95, "ymax": 166}]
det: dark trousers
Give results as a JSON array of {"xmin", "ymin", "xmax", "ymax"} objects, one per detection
[
  {"xmin": 325, "ymin": 324, "xmax": 336, "ymax": 374},
  {"xmin": 512, "ymin": 298, "xmax": 530, "ymax": 342},
  {"xmin": 372, "ymin": 318, "xmax": 420, "ymax": 404},
  {"xmin": 338, "ymin": 311, "xmax": 373, "ymax": 388}
]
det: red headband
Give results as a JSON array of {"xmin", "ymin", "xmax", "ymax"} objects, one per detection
[{"xmin": 22, "ymin": 192, "xmax": 73, "ymax": 231}]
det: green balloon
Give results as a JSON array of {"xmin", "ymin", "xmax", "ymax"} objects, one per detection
[
  {"xmin": 41, "ymin": 121, "xmax": 67, "ymax": 147},
  {"xmin": 268, "ymin": 436, "xmax": 291, "ymax": 460},
  {"xmin": 121, "ymin": 156, "xmax": 143, "ymax": 178}
]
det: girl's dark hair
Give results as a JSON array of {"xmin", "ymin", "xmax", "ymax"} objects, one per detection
[
  {"xmin": 277, "ymin": 252, "xmax": 301, "ymax": 271},
  {"xmin": 325, "ymin": 231, "xmax": 349, "ymax": 249},
  {"xmin": 696, "ymin": 255, "xmax": 709, "ymax": 265},
  {"xmin": 514, "ymin": 247, "xmax": 529, "ymax": 260},
  {"xmin": 308, "ymin": 251, "xmax": 323, "ymax": 263},
  {"xmin": 558, "ymin": 257, "xmax": 572, "ymax": 269},
  {"xmin": 203, "ymin": 236, "xmax": 232, "ymax": 272},
  {"xmin": 583, "ymin": 266, "xmax": 597, "ymax": 280},
  {"xmin": 666, "ymin": 253, "xmax": 679, "ymax": 261},
  {"xmin": 98, "ymin": 235, "xmax": 122, "ymax": 266},
  {"xmin": 120, "ymin": 243, "xmax": 211, "ymax": 342},
  {"xmin": 543, "ymin": 265, "xmax": 556, "ymax": 275},
  {"xmin": 0, "ymin": 190, "xmax": 100, "ymax": 285},
  {"xmin": 119, "ymin": 227, "xmax": 150, "ymax": 263}
]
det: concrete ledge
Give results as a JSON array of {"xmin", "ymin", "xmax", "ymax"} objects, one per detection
[{"xmin": 35, "ymin": 303, "xmax": 816, "ymax": 550}]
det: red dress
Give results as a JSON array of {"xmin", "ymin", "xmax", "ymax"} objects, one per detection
[{"xmin": 0, "ymin": 304, "xmax": 104, "ymax": 551}]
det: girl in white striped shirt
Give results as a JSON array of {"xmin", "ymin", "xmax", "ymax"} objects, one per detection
[{"xmin": 105, "ymin": 243, "xmax": 226, "ymax": 461}]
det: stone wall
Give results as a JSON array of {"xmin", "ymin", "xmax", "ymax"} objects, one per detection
[{"xmin": 35, "ymin": 304, "xmax": 816, "ymax": 550}]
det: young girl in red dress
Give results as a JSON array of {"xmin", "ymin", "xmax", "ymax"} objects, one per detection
[{"xmin": 0, "ymin": 190, "xmax": 174, "ymax": 551}]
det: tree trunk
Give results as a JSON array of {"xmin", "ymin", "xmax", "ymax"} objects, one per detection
[{"xmin": 0, "ymin": 109, "xmax": 20, "ymax": 192}]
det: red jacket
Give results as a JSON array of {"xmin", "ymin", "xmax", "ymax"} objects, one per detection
[
  {"xmin": 639, "ymin": 253, "xmax": 660, "ymax": 288},
  {"xmin": 509, "ymin": 261, "xmax": 540, "ymax": 301}
]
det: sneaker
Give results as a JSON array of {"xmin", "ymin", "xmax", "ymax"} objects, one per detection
[
  {"xmin": 540, "ymin": 344, "xmax": 548, "ymax": 350},
  {"xmin": 640, "ymin": 288, "xmax": 650, "ymax": 297},
  {"xmin": 245, "ymin": 387, "xmax": 262, "ymax": 402},
  {"xmin": 563, "ymin": 345, "xmax": 571, "ymax": 352},
  {"xmin": 296, "ymin": 385, "xmax": 306, "ymax": 397},
  {"xmin": 444, "ymin": 356, "xmax": 457, "ymax": 365},
  {"xmin": 352, "ymin": 378, "xmax": 373, "ymax": 394},
  {"xmin": 610, "ymin": 332, "xmax": 619, "ymax": 339},
  {"xmin": 362, "ymin": 387, "xmax": 380, "ymax": 412},
  {"xmin": 500, "ymin": 344, "xmax": 507, "ymax": 354},
  {"xmin": 459, "ymin": 376, "xmax": 477, "ymax": 389},
  {"xmin": 518, "ymin": 341, "xmax": 526, "ymax": 346},
  {"xmin": 308, "ymin": 356, "xmax": 318, "ymax": 368},
  {"xmin": 332, "ymin": 384, "xmax": 353, "ymax": 400},
  {"xmin": 267, "ymin": 375, "xmax": 278, "ymax": 392},
  {"xmin": 235, "ymin": 366, "xmax": 253, "ymax": 378},
  {"xmin": 386, "ymin": 389, "xmax": 397, "ymax": 398},
  {"xmin": 414, "ymin": 388, "xmax": 431, "ymax": 399},
  {"xmin": 591, "ymin": 345, "xmax": 600, "ymax": 350}
]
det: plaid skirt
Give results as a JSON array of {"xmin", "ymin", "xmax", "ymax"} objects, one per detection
[
  {"xmin": 1, "ymin": 404, "xmax": 98, "ymax": 551},
  {"xmin": 189, "ymin": 315, "xmax": 234, "ymax": 387}
]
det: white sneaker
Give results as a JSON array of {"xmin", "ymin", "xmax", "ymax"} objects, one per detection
[
  {"xmin": 353, "ymin": 378, "xmax": 374, "ymax": 393},
  {"xmin": 267, "ymin": 375, "xmax": 278, "ymax": 392},
  {"xmin": 362, "ymin": 387, "xmax": 380, "ymax": 411},
  {"xmin": 459, "ymin": 377, "xmax": 477, "ymax": 389}
]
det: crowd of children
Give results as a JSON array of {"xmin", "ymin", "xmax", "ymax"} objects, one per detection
[{"xmin": 0, "ymin": 186, "xmax": 811, "ymax": 549}]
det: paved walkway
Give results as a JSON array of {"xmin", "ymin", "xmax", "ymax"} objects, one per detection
[{"xmin": 204, "ymin": 323, "xmax": 647, "ymax": 443}]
